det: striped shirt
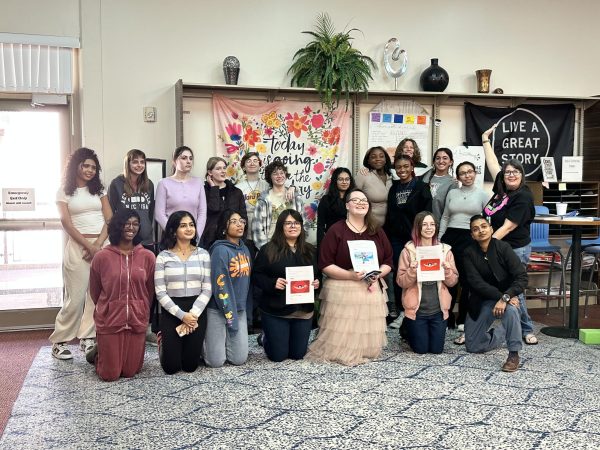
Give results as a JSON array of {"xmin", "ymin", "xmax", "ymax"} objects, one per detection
[{"xmin": 154, "ymin": 247, "xmax": 212, "ymax": 319}]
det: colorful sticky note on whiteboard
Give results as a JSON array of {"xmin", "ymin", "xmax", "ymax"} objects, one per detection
[
  {"xmin": 417, "ymin": 115, "xmax": 427, "ymax": 125},
  {"xmin": 393, "ymin": 114, "xmax": 403, "ymax": 123},
  {"xmin": 371, "ymin": 112, "xmax": 381, "ymax": 122},
  {"xmin": 382, "ymin": 114, "xmax": 392, "ymax": 123},
  {"xmin": 405, "ymin": 115, "xmax": 415, "ymax": 124}
]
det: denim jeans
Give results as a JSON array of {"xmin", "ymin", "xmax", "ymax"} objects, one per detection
[
  {"xmin": 464, "ymin": 301, "xmax": 523, "ymax": 353},
  {"xmin": 203, "ymin": 308, "xmax": 248, "ymax": 368},
  {"xmin": 512, "ymin": 243, "xmax": 534, "ymax": 336},
  {"xmin": 261, "ymin": 311, "xmax": 312, "ymax": 362},
  {"xmin": 403, "ymin": 311, "xmax": 447, "ymax": 354}
]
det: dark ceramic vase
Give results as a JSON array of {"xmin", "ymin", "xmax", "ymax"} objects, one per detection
[{"xmin": 420, "ymin": 58, "xmax": 449, "ymax": 92}]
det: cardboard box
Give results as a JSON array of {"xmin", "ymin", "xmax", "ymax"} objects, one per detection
[{"xmin": 579, "ymin": 329, "xmax": 600, "ymax": 345}]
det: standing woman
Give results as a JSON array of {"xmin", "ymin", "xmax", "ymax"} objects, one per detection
[
  {"xmin": 88, "ymin": 209, "xmax": 155, "ymax": 381},
  {"xmin": 384, "ymin": 154, "xmax": 432, "ymax": 327},
  {"xmin": 155, "ymin": 146, "xmax": 207, "ymax": 236},
  {"xmin": 395, "ymin": 138, "xmax": 429, "ymax": 177},
  {"xmin": 316, "ymin": 167, "xmax": 355, "ymax": 245},
  {"xmin": 420, "ymin": 148, "xmax": 459, "ymax": 223},
  {"xmin": 108, "ymin": 149, "xmax": 155, "ymax": 247},
  {"xmin": 200, "ymin": 156, "xmax": 247, "ymax": 249},
  {"xmin": 397, "ymin": 211, "xmax": 458, "ymax": 354},
  {"xmin": 354, "ymin": 146, "xmax": 393, "ymax": 227},
  {"xmin": 252, "ymin": 161, "xmax": 303, "ymax": 250},
  {"xmin": 235, "ymin": 152, "xmax": 269, "ymax": 235},
  {"xmin": 204, "ymin": 209, "xmax": 252, "ymax": 368},
  {"xmin": 439, "ymin": 161, "xmax": 489, "ymax": 331},
  {"xmin": 154, "ymin": 211, "xmax": 211, "ymax": 374},
  {"xmin": 307, "ymin": 188, "xmax": 393, "ymax": 366},
  {"xmin": 253, "ymin": 209, "xmax": 319, "ymax": 362},
  {"xmin": 50, "ymin": 148, "xmax": 112, "ymax": 360},
  {"xmin": 482, "ymin": 125, "xmax": 537, "ymax": 344}
]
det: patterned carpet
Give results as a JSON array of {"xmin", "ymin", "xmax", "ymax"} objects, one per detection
[{"xmin": 1, "ymin": 326, "xmax": 599, "ymax": 450}]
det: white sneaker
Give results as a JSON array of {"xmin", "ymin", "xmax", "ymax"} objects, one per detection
[
  {"xmin": 457, "ymin": 324, "xmax": 464, "ymax": 332},
  {"xmin": 388, "ymin": 312, "xmax": 405, "ymax": 329},
  {"xmin": 80, "ymin": 338, "xmax": 95, "ymax": 353},
  {"xmin": 52, "ymin": 342, "xmax": 73, "ymax": 360}
]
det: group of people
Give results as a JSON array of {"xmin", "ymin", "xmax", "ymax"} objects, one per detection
[{"xmin": 50, "ymin": 123, "xmax": 537, "ymax": 380}]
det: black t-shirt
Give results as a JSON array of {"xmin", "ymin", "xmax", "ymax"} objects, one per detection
[{"xmin": 483, "ymin": 185, "xmax": 535, "ymax": 249}]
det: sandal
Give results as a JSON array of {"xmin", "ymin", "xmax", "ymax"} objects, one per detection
[
  {"xmin": 454, "ymin": 334, "xmax": 465, "ymax": 345},
  {"xmin": 523, "ymin": 333, "xmax": 538, "ymax": 345}
]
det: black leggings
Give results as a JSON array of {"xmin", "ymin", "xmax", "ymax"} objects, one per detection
[
  {"xmin": 158, "ymin": 296, "xmax": 207, "ymax": 374},
  {"xmin": 441, "ymin": 227, "xmax": 474, "ymax": 326}
]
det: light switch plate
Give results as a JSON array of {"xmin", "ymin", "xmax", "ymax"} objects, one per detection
[{"xmin": 143, "ymin": 107, "xmax": 156, "ymax": 122}]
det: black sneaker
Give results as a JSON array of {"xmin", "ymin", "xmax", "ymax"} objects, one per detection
[
  {"xmin": 85, "ymin": 343, "xmax": 98, "ymax": 365},
  {"xmin": 257, "ymin": 333, "xmax": 264, "ymax": 347}
]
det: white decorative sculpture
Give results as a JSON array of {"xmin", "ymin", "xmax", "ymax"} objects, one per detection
[{"xmin": 383, "ymin": 38, "xmax": 408, "ymax": 90}]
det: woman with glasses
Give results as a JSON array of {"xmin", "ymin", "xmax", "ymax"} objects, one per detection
[
  {"xmin": 235, "ymin": 152, "xmax": 269, "ymax": 236},
  {"xmin": 307, "ymin": 188, "xmax": 393, "ymax": 366},
  {"xmin": 316, "ymin": 167, "xmax": 355, "ymax": 245},
  {"xmin": 50, "ymin": 148, "xmax": 113, "ymax": 360},
  {"xmin": 88, "ymin": 209, "xmax": 155, "ymax": 381},
  {"xmin": 200, "ymin": 156, "xmax": 247, "ymax": 249},
  {"xmin": 155, "ymin": 146, "xmax": 207, "ymax": 237},
  {"xmin": 253, "ymin": 209, "xmax": 319, "ymax": 362},
  {"xmin": 482, "ymin": 125, "xmax": 537, "ymax": 345},
  {"xmin": 154, "ymin": 211, "xmax": 211, "ymax": 374},
  {"xmin": 420, "ymin": 148, "xmax": 459, "ymax": 223},
  {"xmin": 397, "ymin": 211, "xmax": 458, "ymax": 354},
  {"xmin": 439, "ymin": 161, "xmax": 489, "ymax": 332},
  {"xmin": 252, "ymin": 160, "xmax": 303, "ymax": 249},
  {"xmin": 204, "ymin": 210, "xmax": 252, "ymax": 367},
  {"xmin": 384, "ymin": 155, "xmax": 432, "ymax": 328}
]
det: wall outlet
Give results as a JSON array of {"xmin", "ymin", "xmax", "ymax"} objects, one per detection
[{"xmin": 143, "ymin": 107, "xmax": 157, "ymax": 122}]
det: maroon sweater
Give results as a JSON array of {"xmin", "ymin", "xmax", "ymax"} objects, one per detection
[{"xmin": 89, "ymin": 245, "xmax": 155, "ymax": 334}]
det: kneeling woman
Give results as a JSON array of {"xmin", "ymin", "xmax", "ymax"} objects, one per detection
[
  {"xmin": 307, "ymin": 188, "xmax": 393, "ymax": 366},
  {"xmin": 397, "ymin": 211, "xmax": 458, "ymax": 354},
  {"xmin": 253, "ymin": 209, "xmax": 319, "ymax": 362},
  {"xmin": 155, "ymin": 211, "xmax": 211, "ymax": 374},
  {"xmin": 88, "ymin": 209, "xmax": 156, "ymax": 381},
  {"xmin": 204, "ymin": 210, "xmax": 252, "ymax": 367}
]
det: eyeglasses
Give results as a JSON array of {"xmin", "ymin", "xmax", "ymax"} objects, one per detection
[
  {"xmin": 504, "ymin": 170, "xmax": 521, "ymax": 176},
  {"xmin": 458, "ymin": 169, "xmax": 475, "ymax": 177},
  {"xmin": 284, "ymin": 221, "xmax": 301, "ymax": 228},
  {"xmin": 228, "ymin": 218, "xmax": 247, "ymax": 226},
  {"xmin": 272, "ymin": 170, "xmax": 287, "ymax": 177},
  {"xmin": 178, "ymin": 222, "xmax": 196, "ymax": 229},
  {"xmin": 347, "ymin": 198, "xmax": 369, "ymax": 205},
  {"xmin": 81, "ymin": 163, "xmax": 97, "ymax": 171},
  {"xmin": 337, "ymin": 177, "xmax": 351, "ymax": 182}
]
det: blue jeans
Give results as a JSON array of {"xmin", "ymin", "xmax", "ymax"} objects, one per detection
[
  {"xmin": 465, "ymin": 301, "xmax": 523, "ymax": 353},
  {"xmin": 404, "ymin": 311, "xmax": 447, "ymax": 354},
  {"xmin": 513, "ymin": 244, "xmax": 534, "ymax": 336},
  {"xmin": 203, "ymin": 308, "xmax": 248, "ymax": 368},
  {"xmin": 261, "ymin": 311, "xmax": 312, "ymax": 362}
]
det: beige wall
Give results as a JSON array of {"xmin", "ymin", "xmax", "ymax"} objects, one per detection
[{"xmin": 3, "ymin": 0, "xmax": 600, "ymax": 181}]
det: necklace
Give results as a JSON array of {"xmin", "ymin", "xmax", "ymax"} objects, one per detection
[
  {"xmin": 461, "ymin": 186, "xmax": 476, "ymax": 200},
  {"xmin": 245, "ymin": 178, "xmax": 259, "ymax": 192},
  {"xmin": 174, "ymin": 245, "xmax": 193, "ymax": 256},
  {"xmin": 346, "ymin": 219, "xmax": 366, "ymax": 234}
]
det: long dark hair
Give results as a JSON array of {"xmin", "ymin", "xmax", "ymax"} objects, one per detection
[
  {"xmin": 324, "ymin": 167, "xmax": 355, "ymax": 199},
  {"xmin": 123, "ymin": 149, "xmax": 150, "ymax": 195},
  {"xmin": 159, "ymin": 210, "xmax": 198, "ymax": 250},
  {"xmin": 433, "ymin": 147, "xmax": 454, "ymax": 176},
  {"xmin": 171, "ymin": 146, "xmax": 193, "ymax": 174},
  {"xmin": 63, "ymin": 147, "xmax": 104, "ymax": 196},
  {"xmin": 343, "ymin": 188, "xmax": 378, "ymax": 235},
  {"xmin": 108, "ymin": 209, "xmax": 143, "ymax": 246},
  {"xmin": 264, "ymin": 209, "xmax": 314, "ymax": 264},
  {"xmin": 362, "ymin": 146, "xmax": 393, "ymax": 175}
]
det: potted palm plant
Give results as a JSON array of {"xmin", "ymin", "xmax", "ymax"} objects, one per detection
[{"xmin": 288, "ymin": 13, "xmax": 377, "ymax": 110}]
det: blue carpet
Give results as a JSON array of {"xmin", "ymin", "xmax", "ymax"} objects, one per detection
[{"xmin": 1, "ymin": 327, "xmax": 599, "ymax": 449}]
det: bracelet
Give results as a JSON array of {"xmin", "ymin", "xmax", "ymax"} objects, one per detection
[{"xmin": 482, "ymin": 139, "xmax": 490, "ymax": 144}]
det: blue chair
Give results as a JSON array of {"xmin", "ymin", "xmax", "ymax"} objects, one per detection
[{"xmin": 529, "ymin": 206, "xmax": 566, "ymax": 316}]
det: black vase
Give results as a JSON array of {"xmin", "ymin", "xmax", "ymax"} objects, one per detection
[{"xmin": 420, "ymin": 58, "xmax": 449, "ymax": 92}]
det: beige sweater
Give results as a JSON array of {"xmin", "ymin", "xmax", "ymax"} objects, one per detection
[{"xmin": 354, "ymin": 171, "xmax": 392, "ymax": 227}]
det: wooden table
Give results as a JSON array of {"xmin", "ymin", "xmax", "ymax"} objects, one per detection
[{"xmin": 533, "ymin": 217, "xmax": 600, "ymax": 338}]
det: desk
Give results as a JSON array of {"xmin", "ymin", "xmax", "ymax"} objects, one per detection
[{"xmin": 533, "ymin": 217, "xmax": 600, "ymax": 338}]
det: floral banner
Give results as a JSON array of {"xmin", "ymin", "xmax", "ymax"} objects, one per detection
[{"xmin": 213, "ymin": 94, "xmax": 351, "ymax": 228}]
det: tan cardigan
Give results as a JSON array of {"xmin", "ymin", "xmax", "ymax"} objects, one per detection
[{"xmin": 354, "ymin": 171, "xmax": 392, "ymax": 227}]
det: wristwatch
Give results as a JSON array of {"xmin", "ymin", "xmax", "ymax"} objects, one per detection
[{"xmin": 502, "ymin": 294, "xmax": 511, "ymax": 303}]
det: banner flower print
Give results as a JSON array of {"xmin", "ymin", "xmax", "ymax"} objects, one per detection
[{"xmin": 213, "ymin": 95, "xmax": 350, "ymax": 229}]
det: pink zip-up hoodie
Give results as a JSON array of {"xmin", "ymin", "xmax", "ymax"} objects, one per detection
[
  {"xmin": 90, "ymin": 244, "xmax": 156, "ymax": 334},
  {"xmin": 396, "ymin": 242, "xmax": 458, "ymax": 320}
]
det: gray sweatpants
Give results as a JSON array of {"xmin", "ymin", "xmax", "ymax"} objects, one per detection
[{"xmin": 465, "ymin": 301, "xmax": 523, "ymax": 353}]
